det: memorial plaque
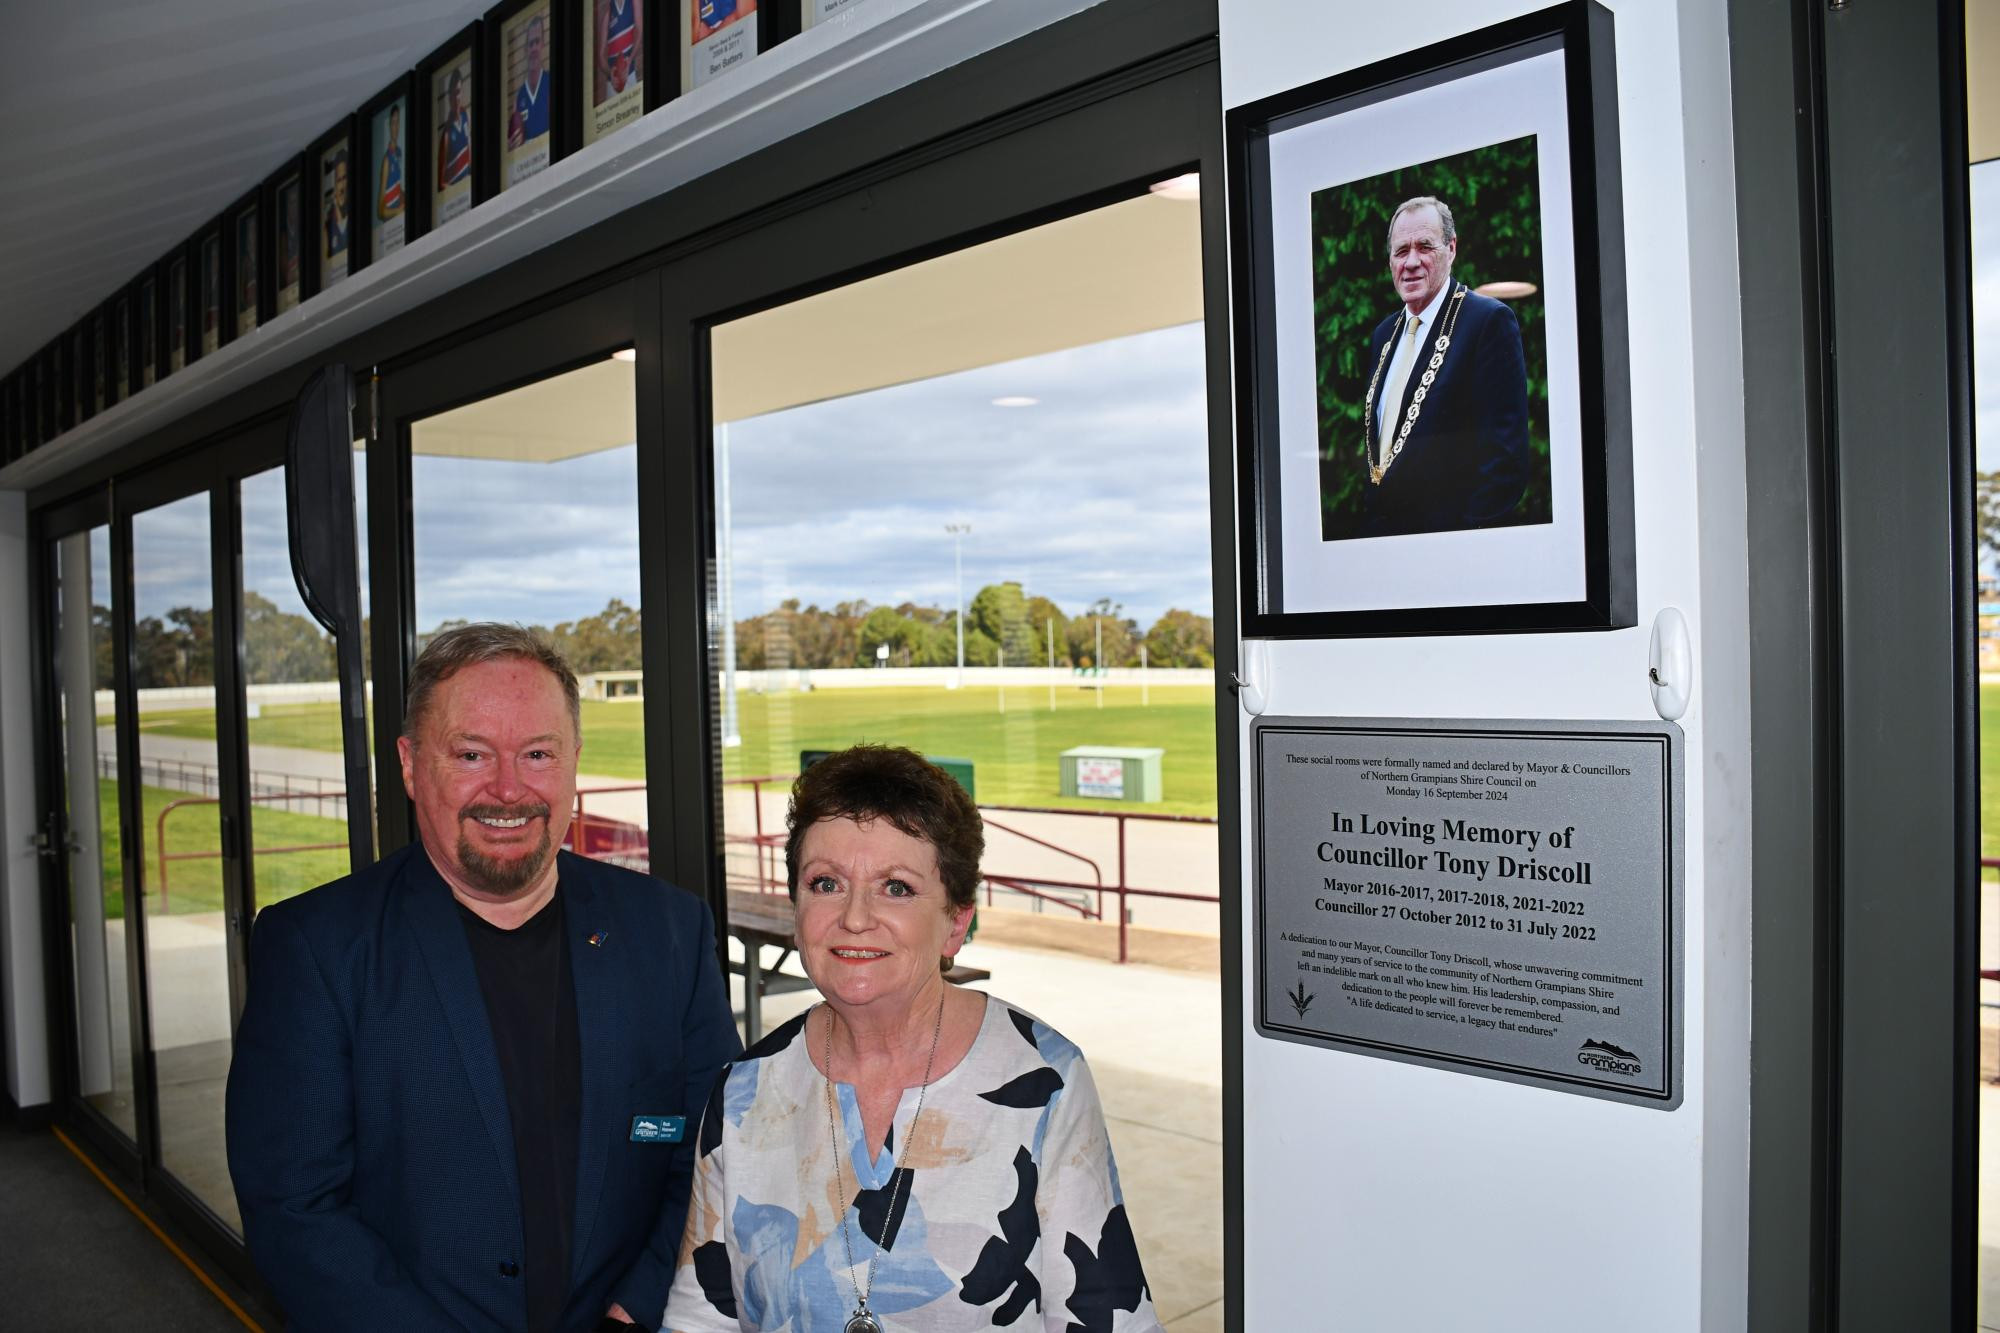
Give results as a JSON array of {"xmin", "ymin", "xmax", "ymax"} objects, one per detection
[{"xmin": 1254, "ymin": 717, "xmax": 1682, "ymax": 1108}]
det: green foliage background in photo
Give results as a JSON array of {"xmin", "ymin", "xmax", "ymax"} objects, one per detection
[{"xmin": 1310, "ymin": 135, "xmax": 1552, "ymax": 539}]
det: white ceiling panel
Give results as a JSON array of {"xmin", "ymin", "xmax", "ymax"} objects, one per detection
[{"xmin": 0, "ymin": 0, "xmax": 488, "ymax": 374}]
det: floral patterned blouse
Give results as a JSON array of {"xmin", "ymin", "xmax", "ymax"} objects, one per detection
[{"xmin": 662, "ymin": 995, "xmax": 1161, "ymax": 1332}]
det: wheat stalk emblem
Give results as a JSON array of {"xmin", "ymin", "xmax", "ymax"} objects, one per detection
[{"xmin": 1287, "ymin": 979, "xmax": 1315, "ymax": 1018}]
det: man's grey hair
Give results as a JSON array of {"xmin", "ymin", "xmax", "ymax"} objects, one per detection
[
  {"xmin": 1386, "ymin": 196, "xmax": 1457, "ymax": 252},
  {"xmin": 402, "ymin": 622, "xmax": 581, "ymax": 741}
]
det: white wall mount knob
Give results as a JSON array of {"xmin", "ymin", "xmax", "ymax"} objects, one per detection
[
  {"xmin": 1648, "ymin": 607, "xmax": 1692, "ymax": 721},
  {"xmin": 1234, "ymin": 638, "xmax": 1271, "ymax": 717}
]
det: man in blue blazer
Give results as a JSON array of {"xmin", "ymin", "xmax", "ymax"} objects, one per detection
[
  {"xmin": 1352, "ymin": 196, "xmax": 1531, "ymax": 540},
  {"xmin": 226, "ymin": 624, "xmax": 741, "ymax": 1331}
]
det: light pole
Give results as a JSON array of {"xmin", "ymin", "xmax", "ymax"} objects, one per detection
[{"xmin": 945, "ymin": 522, "xmax": 970, "ymax": 689}]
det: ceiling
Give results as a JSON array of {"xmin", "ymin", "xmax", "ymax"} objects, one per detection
[
  {"xmin": 409, "ymin": 187, "xmax": 1204, "ymax": 462},
  {"xmin": 0, "ymin": 0, "xmax": 488, "ymax": 377}
]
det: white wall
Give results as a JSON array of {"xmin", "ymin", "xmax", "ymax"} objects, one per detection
[
  {"xmin": 1221, "ymin": 2, "xmax": 1749, "ymax": 1328},
  {"xmin": 0, "ymin": 489, "xmax": 51, "ymax": 1112}
]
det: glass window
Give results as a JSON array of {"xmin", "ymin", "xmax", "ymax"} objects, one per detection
[
  {"xmin": 707, "ymin": 188, "xmax": 1222, "ymax": 1326},
  {"xmin": 55, "ymin": 525, "xmax": 136, "ymax": 1141},
  {"xmin": 130, "ymin": 491, "xmax": 239, "ymax": 1232},
  {"xmin": 238, "ymin": 466, "xmax": 361, "ymax": 908},
  {"xmin": 408, "ymin": 354, "xmax": 647, "ymax": 870}
]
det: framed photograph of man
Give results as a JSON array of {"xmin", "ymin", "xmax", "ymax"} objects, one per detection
[
  {"xmin": 680, "ymin": 0, "xmax": 759, "ymax": 91},
  {"xmin": 137, "ymin": 273, "xmax": 158, "ymax": 389},
  {"xmin": 313, "ymin": 119, "xmax": 359, "ymax": 293},
  {"xmin": 581, "ymin": 0, "xmax": 648, "ymax": 147},
  {"xmin": 362, "ymin": 77, "xmax": 422, "ymax": 263},
  {"xmin": 66, "ymin": 321, "xmax": 89, "ymax": 426},
  {"xmin": 491, "ymin": 0, "xmax": 563, "ymax": 192},
  {"xmin": 198, "ymin": 223, "xmax": 225, "ymax": 357},
  {"xmin": 422, "ymin": 26, "xmax": 484, "ymax": 226},
  {"xmin": 1227, "ymin": 1, "xmax": 1633, "ymax": 636},
  {"xmin": 167, "ymin": 249, "xmax": 190, "ymax": 373},
  {"xmin": 228, "ymin": 189, "xmax": 263, "ymax": 338},
  {"xmin": 89, "ymin": 309, "xmax": 106, "ymax": 413},
  {"xmin": 265, "ymin": 158, "xmax": 307, "ymax": 314},
  {"xmin": 110, "ymin": 294, "xmax": 132, "ymax": 405}
]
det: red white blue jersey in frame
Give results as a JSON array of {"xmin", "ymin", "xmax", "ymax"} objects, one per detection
[
  {"xmin": 603, "ymin": 0, "xmax": 638, "ymax": 86},
  {"xmin": 515, "ymin": 71, "xmax": 550, "ymax": 142},
  {"xmin": 439, "ymin": 110, "xmax": 472, "ymax": 187}
]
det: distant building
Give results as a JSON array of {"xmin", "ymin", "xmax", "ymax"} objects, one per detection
[{"xmin": 579, "ymin": 669, "xmax": 644, "ymax": 700}]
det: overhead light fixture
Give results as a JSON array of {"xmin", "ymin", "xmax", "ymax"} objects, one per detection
[
  {"xmin": 991, "ymin": 395, "xmax": 1038, "ymax": 408},
  {"xmin": 611, "ymin": 348, "xmax": 637, "ymax": 362},
  {"xmin": 1148, "ymin": 173, "xmax": 1200, "ymax": 201},
  {"xmin": 1473, "ymin": 281, "xmax": 1539, "ymax": 301}
]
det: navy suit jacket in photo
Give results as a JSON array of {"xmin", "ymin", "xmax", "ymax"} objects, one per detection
[
  {"xmin": 225, "ymin": 842, "xmax": 741, "ymax": 1332},
  {"xmin": 1358, "ymin": 283, "xmax": 1531, "ymax": 539}
]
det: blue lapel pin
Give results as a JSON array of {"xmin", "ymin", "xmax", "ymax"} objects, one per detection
[{"xmin": 587, "ymin": 931, "xmax": 608, "ymax": 948}]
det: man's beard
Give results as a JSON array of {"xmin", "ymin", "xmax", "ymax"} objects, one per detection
[{"xmin": 457, "ymin": 802, "xmax": 555, "ymax": 896}]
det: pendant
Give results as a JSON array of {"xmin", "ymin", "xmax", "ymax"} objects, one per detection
[{"xmin": 844, "ymin": 1311, "xmax": 885, "ymax": 1333}]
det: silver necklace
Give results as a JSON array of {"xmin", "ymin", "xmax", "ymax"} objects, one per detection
[{"xmin": 823, "ymin": 995, "xmax": 946, "ymax": 1333}]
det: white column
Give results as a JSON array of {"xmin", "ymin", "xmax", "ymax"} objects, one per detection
[{"xmin": 0, "ymin": 489, "xmax": 50, "ymax": 1111}]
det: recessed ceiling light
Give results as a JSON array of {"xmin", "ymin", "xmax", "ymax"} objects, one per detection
[
  {"xmin": 991, "ymin": 395, "xmax": 1038, "ymax": 408},
  {"xmin": 1473, "ymin": 281, "xmax": 1538, "ymax": 300},
  {"xmin": 1148, "ymin": 173, "xmax": 1200, "ymax": 201},
  {"xmin": 611, "ymin": 348, "xmax": 637, "ymax": 362}
]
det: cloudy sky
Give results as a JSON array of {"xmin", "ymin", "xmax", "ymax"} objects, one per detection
[
  {"xmin": 392, "ymin": 321, "xmax": 1214, "ymax": 632},
  {"xmin": 721, "ymin": 322, "xmax": 1214, "ymax": 627}
]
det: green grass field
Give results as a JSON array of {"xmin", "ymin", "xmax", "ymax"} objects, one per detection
[
  {"xmin": 133, "ymin": 683, "xmax": 1223, "ymax": 816},
  {"xmin": 94, "ymin": 779, "xmax": 353, "ymax": 919}
]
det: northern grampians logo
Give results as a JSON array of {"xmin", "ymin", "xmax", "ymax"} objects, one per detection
[
  {"xmin": 1287, "ymin": 980, "xmax": 1315, "ymax": 1019},
  {"xmin": 1577, "ymin": 1038, "xmax": 1641, "ymax": 1076}
]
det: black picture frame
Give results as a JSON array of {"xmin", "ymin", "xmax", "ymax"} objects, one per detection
[
  {"xmin": 135, "ymin": 268, "xmax": 160, "ymax": 391},
  {"xmin": 575, "ymin": 0, "xmax": 659, "ymax": 151},
  {"xmin": 65, "ymin": 320, "xmax": 89, "ymax": 422},
  {"xmin": 1, "ymin": 373, "xmax": 16, "ymax": 464},
  {"xmin": 678, "ymin": 0, "xmax": 797, "ymax": 95},
  {"xmin": 195, "ymin": 218, "xmax": 227, "ymax": 360},
  {"xmin": 34, "ymin": 345, "xmax": 56, "ymax": 443},
  {"xmin": 487, "ymin": 0, "xmax": 569, "ymax": 195},
  {"xmin": 419, "ymin": 23, "xmax": 487, "ymax": 231},
  {"xmin": 308, "ymin": 117, "xmax": 361, "ymax": 298},
  {"xmin": 165, "ymin": 242, "xmax": 193, "ymax": 375},
  {"xmin": 359, "ymin": 75, "xmax": 426, "ymax": 268},
  {"xmin": 264, "ymin": 155, "xmax": 309, "ymax": 317},
  {"xmin": 107, "ymin": 291, "xmax": 132, "ymax": 407},
  {"xmin": 49, "ymin": 334, "xmax": 72, "ymax": 437},
  {"xmin": 225, "ymin": 186, "xmax": 266, "ymax": 339},
  {"xmin": 1226, "ymin": 0, "xmax": 1633, "ymax": 637},
  {"xmin": 86, "ymin": 306, "xmax": 106, "ymax": 415}
]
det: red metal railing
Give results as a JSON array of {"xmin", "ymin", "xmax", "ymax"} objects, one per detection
[
  {"xmin": 153, "ymin": 784, "xmax": 651, "ymax": 903},
  {"xmin": 721, "ymin": 774, "xmax": 1221, "ymax": 963}
]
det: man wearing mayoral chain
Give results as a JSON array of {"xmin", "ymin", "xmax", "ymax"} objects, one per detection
[{"xmin": 1356, "ymin": 195, "xmax": 1531, "ymax": 538}]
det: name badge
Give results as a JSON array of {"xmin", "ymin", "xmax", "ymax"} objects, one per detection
[{"xmin": 630, "ymin": 1115, "xmax": 686, "ymax": 1144}]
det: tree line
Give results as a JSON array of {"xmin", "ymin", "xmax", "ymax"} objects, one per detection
[
  {"xmin": 107, "ymin": 585, "xmax": 1214, "ymax": 691},
  {"xmin": 732, "ymin": 583, "xmax": 1215, "ymax": 671}
]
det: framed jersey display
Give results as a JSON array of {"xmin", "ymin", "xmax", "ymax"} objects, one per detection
[
  {"xmin": 580, "ymin": 0, "xmax": 650, "ymax": 147},
  {"xmin": 265, "ymin": 156, "xmax": 308, "ymax": 314},
  {"xmin": 362, "ymin": 76, "xmax": 424, "ymax": 264},
  {"xmin": 198, "ymin": 223, "xmax": 225, "ymax": 357},
  {"xmin": 489, "ymin": 0, "xmax": 568, "ymax": 192},
  {"xmin": 310, "ymin": 118, "xmax": 360, "ymax": 295},
  {"xmin": 167, "ymin": 247, "xmax": 190, "ymax": 373},
  {"xmin": 421, "ymin": 24, "xmax": 485, "ymax": 225}
]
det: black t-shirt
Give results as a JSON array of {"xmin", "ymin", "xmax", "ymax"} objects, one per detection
[{"xmin": 459, "ymin": 890, "xmax": 583, "ymax": 1332}]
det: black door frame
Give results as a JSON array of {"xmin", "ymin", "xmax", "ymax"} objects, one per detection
[
  {"xmin": 32, "ymin": 419, "xmax": 289, "ymax": 1291},
  {"xmin": 1737, "ymin": 0, "xmax": 1976, "ymax": 1326}
]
